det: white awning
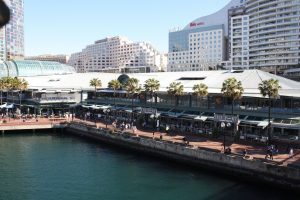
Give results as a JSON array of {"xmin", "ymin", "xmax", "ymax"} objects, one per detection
[
  {"xmin": 257, "ymin": 121, "xmax": 269, "ymax": 129},
  {"xmin": 195, "ymin": 116, "xmax": 207, "ymax": 121}
]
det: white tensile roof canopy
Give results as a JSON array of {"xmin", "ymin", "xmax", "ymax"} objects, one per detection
[{"xmin": 23, "ymin": 70, "xmax": 300, "ymax": 98}]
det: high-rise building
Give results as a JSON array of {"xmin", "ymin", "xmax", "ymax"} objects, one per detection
[
  {"xmin": 68, "ymin": 36, "xmax": 166, "ymax": 73},
  {"xmin": 168, "ymin": 0, "xmax": 245, "ymax": 72},
  {"xmin": 246, "ymin": 0, "xmax": 300, "ymax": 72},
  {"xmin": 25, "ymin": 54, "xmax": 70, "ymax": 64},
  {"xmin": 0, "ymin": 0, "xmax": 24, "ymax": 61},
  {"xmin": 169, "ymin": 0, "xmax": 300, "ymax": 74}
]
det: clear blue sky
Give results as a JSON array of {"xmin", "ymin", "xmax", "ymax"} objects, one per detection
[{"xmin": 24, "ymin": 0, "xmax": 231, "ymax": 56}]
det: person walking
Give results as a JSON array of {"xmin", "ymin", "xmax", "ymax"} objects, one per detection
[
  {"xmin": 243, "ymin": 149, "xmax": 247, "ymax": 157},
  {"xmin": 289, "ymin": 148, "xmax": 294, "ymax": 158}
]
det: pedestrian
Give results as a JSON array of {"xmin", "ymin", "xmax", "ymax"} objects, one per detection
[
  {"xmin": 270, "ymin": 150, "xmax": 273, "ymax": 160},
  {"xmin": 166, "ymin": 125, "xmax": 169, "ymax": 134},
  {"xmin": 243, "ymin": 149, "xmax": 247, "ymax": 157},
  {"xmin": 289, "ymin": 148, "xmax": 294, "ymax": 158}
]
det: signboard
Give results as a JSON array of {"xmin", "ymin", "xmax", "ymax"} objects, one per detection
[
  {"xmin": 141, "ymin": 107, "xmax": 157, "ymax": 114},
  {"xmin": 214, "ymin": 114, "xmax": 238, "ymax": 123},
  {"xmin": 190, "ymin": 22, "xmax": 205, "ymax": 27}
]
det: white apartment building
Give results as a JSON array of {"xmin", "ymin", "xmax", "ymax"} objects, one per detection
[
  {"xmin": 246, "ymin": 0, "xmax": 300, "ymax": 72},
  {"xmin": 169, "ymin": 0, "xmax": 300, "ymax": 74},
  {"xmin": 168, "ymin": 29, "xmax": 225, "ymax": 71},
  {"xmin": 230, "ymin": 15, "xmax": 249, "ymax": 69},
  {"xmin": 168, "ymin": 0, "xmax": 245, "ymax": 72},
  {"xmin": 0, "ymin": 28, "xmax": 5, "ymax": 60},
  {"xmin": 0, "ymin": 0, "xmax": 24, "ymax": 61},
  {"xmin": 68, "ymin": 36, "xmax": 165, "ymax": 73},
  {"xmin": 25, "ymin": 54, "xmax": 70, "ymax": 64}
]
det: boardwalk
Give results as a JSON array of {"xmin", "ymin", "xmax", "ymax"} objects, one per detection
[
  {"xmin": 1, "ymin": 117, "xmax": 299, "ymax": 167},
  {"xmin": 72, "ymin": 118, "xmax": 300, "ymax": 167}
]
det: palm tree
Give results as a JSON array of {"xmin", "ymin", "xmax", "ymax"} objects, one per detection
[
  {"xmin": 18, "ymin": 78, "xmax": 29, "ymax": 114},
  {"xmin": 192, "ymin": 83, "xmax": 208, "ymax": 109},
  {"xmin": 167, "ymin": 82, "xmax": 184, "ymax": 113},
  {"xmin": 108, "ymin": 79, "xmax": 122, "ymax": 108},
  {"xmin": 89, "ymin": 78, "xmax": 102, "ymax": 99},
  {"xmin": 221, "ymin": 78, "xmax": 243, "ymax": 146},
  {"xmin": 258, "ymin": 78, "xmax": 281, "ymax": 143},
  {"xmin": 2, "ymin": 77, "xmax": 13, "ymax": 104},
  {"xmin": 124, "ymin": 78, "xmax": 141, "ymax": 122},
  {"xmin": 10, "ymin": 77, "xmax": 21, "ymax": 105},
  {"xmin": 192, "ymin": 83, "xmax": 208, "ymax": 133},
  {"xmin": 0, "ymin": 78, "xmax": 5, "ymax": 105},
  {"xmin": 144, "ymin": 78, "xmax": 160, "ymax": 108},
  {"xmin": 221, "ymin": 77, "xmax": 244, "ymax": 115}
]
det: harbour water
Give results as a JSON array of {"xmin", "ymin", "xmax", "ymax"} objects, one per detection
[{"xmin": 0, "ymin": 133, "xmax": 296, "ymax": 200}]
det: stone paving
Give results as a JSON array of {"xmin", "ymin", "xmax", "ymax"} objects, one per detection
[
  {"xmin": 1, "ymin": 117, "xmax": 299, "ymax": 166},
  {"xmin": 72, "ymin": 118, "xmax": 300, "ymax": 166}
]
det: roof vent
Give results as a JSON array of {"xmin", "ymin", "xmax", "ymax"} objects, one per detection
[
  {"xmin": 178, "ymin": 77, "xmax": 206, "ymax": 81},
  {"xmin": 231, "ymin": 70, "xmax": 244, "ymax": 73}
]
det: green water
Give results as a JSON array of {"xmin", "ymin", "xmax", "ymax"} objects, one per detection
[{"xmin": 0, "ymin": 133, "xmax": 296, "ymax": 200}]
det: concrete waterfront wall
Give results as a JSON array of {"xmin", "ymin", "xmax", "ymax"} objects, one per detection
[{"xmin": 67, "ymin": 123, "xmax": 300, "ymax": 190}]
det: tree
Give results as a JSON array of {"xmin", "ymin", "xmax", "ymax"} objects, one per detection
[
  {"xmin": 192, "ymin": 83, "xmax": 208, "ymax": 109},
  {"xmin": 192, "ymin": 83, "xmax": 208, "ymax": 132},
  {"xmin": 124, "ymin": 78, "xmax": 141, "ymax": 122},
  {"xmin": 18, "ymin": 78, "xmax": 29, "ymax": 114},
  {"xmin": 89, "ymin": 78, "xmax": 102, "ymax": 99},
  {"xmin": 0, "ymin": 78, "xmax": 5, "ymax": 105},
  {"xmin": 167, "ymin": 82, "xmax": 184, "ymax": 113},
  {"xmin": 144, "ymin": 78, "xmax": 160, "ymax": 108},
  {"xmin": 258, "ymin": 78, "xmax": 281, "ymax": 143},
  {"xmin": 108, "ymin": 79, "xmax": 122, "ymax": 108},
  {"xmin": 2, "ymin": 77, "xmax": 13, "ymax": 104},
  {"xmin": 221, "ymin": 77, "xmax": 244, "ymax": 115},
  {"xmin": 221, "ymin": 77, "xmax": 243, "ymax": 149}
]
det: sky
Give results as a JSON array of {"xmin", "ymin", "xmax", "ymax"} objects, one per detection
[{"xmin": 24, "ymin": 0, "xmax": 231, "ymax": 56}]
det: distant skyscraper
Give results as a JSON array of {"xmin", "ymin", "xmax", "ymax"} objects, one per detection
[{"xmin": 0, "ymin": 0, "xmax": 24, "ymax": 61}]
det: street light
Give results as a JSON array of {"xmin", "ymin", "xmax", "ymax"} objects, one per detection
[
  {"xmin": 221, "ymin": 121, "xmax": 231, "ymax": 152},
  {"xmin": 103, "ymin": 108, "xmax": 111, "ymax": 129}
]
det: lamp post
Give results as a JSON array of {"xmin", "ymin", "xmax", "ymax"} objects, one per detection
[
  {"xmin": 103, "ymin": 108, "xmax": 111, "ymax": 129},
  {"xmin": 221, "ymin": 121, "xmax": 232, "ymax": 152}
]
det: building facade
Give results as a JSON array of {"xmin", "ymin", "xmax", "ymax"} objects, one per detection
[
  {"xmin": 11, "ymin": 69, "xmax": 300, "ymax": 143},
  {"xmin": 168, "ymin": 0, "xmax": 245, "ymax": 72},
  {"xmin": 25, "ymin": 54, "xmax": 70, "ymax": 64},
  {"xmin": 230, "ymin": 15, "xmax": 249, "ymax": 68},
  {"xmin": 68, "ymin": 36, "xmax": 166, "ymax": 73},
  {"xmin": 0, "ymin": 0, "xmax": 24, "ymax": 61},
  {"xmin": 169, "ymin": 0, "xmax": 300, "ymax": 74},
  {"xmin": 246, "ymin": 0, "xmax": 300, "ymax": 72}
]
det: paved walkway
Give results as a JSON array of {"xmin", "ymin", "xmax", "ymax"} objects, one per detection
[
  {"xmin": 0, "ymin": 117, "xmax": 67, "ymax": 126},
  {"xmin": 73, "ymin": 118, "xmax": 300, "ymax": 166},
  {"xmin": 1, "ymin": 117, "xmax": 299, "ymax": 167}
]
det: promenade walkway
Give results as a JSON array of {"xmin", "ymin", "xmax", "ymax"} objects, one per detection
[
  {"xmin": 72, "ymin": 118, "xmax": 300, "ymax": 167},
  {"xmin": 0, "ymin": 117, "xmax": 67, "ymax": 130},
  {"xmin": 1, "ymin": 117, "xmax": 299, "ymax": 167}
]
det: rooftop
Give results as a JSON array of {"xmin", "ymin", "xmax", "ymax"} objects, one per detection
[{"xmin": 22, "ymin": 70, "xmax": 300, "ymax": 98}]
